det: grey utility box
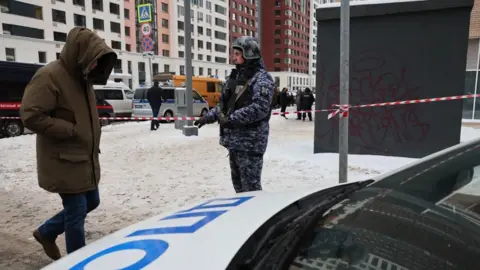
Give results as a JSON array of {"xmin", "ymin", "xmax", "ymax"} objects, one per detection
[{"xmin": 314, "ymin": 0, "xmax": 474, "ymax": 158}]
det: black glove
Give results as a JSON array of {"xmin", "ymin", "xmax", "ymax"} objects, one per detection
[
  {"xmin": 194, "ymin": 117, "xmax": 206, "ymax": 128},
  {"xmin": 219, "ymin": 113, "xmax": 232, "ymax": 129}
]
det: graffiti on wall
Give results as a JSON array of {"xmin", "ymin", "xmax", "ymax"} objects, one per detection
[{"xmin": 316, "ymin": 50, "xmax": 430, "ymax": 154}]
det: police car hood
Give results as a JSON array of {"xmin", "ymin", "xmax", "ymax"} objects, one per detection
[{"xmin": 41, "ymin": 182, "xmax": 352, "ymax": 270}]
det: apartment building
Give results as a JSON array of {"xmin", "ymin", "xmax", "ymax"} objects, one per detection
[
  {"xmin": 0, "ymin": 0, "xmax": 234, "ymax": 89},
  {"xmin": 261, "ymin": 0, "xmax": 313, "ymax": 93},
  {"xmin": 228, "ymin": 0, "xmax": 257, "ymax": 65},
  {"xmin": 169, "ymin": 0, "xmax": 231, "ymax": 79}
]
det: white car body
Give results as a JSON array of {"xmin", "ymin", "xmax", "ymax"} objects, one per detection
[
  {"xmin": 41, "ymin": 181, "xmax": 354, "ymax": 270},
  {"xmin": 132, "ymin": 87, "xmax": 209, "ymax": 119},
  {"xmin": 94, "ymin": 81, "xmax": 134, "ymax": 117}
]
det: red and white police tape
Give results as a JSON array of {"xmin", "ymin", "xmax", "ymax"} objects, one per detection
[{"xmin": 1, "ymin": 93, "xmax": 478, "ymax": 121}]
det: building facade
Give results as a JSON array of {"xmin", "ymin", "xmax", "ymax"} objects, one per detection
[
  {"xmin": 261, "ymin": 0, "xmax": 313, "ymax": 93},
  {"xmin": 228, "ymin": 0, "xmax": 257, "ymax": 65},
  {"xmin": 0, "ymin": 0, "xmax": 233, "ymax": 89},
  {"xmin": 464, "ymin": 0, "xmax": 480, "ymax": 120}
]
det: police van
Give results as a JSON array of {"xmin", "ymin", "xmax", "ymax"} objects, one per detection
[
  {"xmin": 132, "ymin": 84, "xmax": 209, "ymax": 122},
  {"xmin": 39, "ymin": 136, "xmax": 480, "ymax": 269}
]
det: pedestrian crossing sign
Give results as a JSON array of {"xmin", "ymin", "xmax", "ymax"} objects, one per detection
[{"xmin": 137, "ymin": 4, "xmax": 152, "ymax": 23}]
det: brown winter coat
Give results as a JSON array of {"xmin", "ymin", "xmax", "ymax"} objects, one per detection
[{"xmin": 20, "ymin": 27, "xmax": 117, "ymax": 194}]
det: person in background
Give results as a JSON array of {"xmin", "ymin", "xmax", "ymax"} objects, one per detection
[
  {"xmin": 20, "ymin": 27, "xmax": 117, "ymax": 260},
  {"xmin": 301, "ymin": 87, "xmax": 315, "ymax": 121},
  {"xmin": 146, "ymin": 81, "xmax": 163, "ymax": 131},
  {"xmin": 279, "ymin": 87, "xmax": 289, "ymax": 119},
  {"xmin": 193, "ymin": 36, "xmax": 275, "ymax": 193},
  {"xmin": 295, "ymin": 89, "xmax": 303, "ymax": 120}
]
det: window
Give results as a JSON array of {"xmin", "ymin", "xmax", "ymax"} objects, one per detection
[
  {"xmin": 124, "ymin": 8, "xmax": 130, "ymax": 19},
  {"xmin": 109, "ymin": 3, "xmax": 120, "ymax": 15},
  {"xmin": 111, "ymin": 41, "xmax": 121, "ymax": 50},
  {"xmin": 161, "ymin": 3, "xmax": 168, "ymax": 12},
  {"xmin": 95, "ymin": 89, "xmax": 123, "ymax": 100},
  {"xmin": 92, "ymin": 0, "xmax": 103, "ymax": 11},
  {"xmin": 162, "ymin": 50, "xmax": 170, "ymax": 57},
  {"xmin": 215, "ymin": 18, "xmax": 226, "ymax": 28},
  {"xmin": 180, "ymin": 65, "xmax": 185, "ymax": 75},
  {"xmin": 74, "ymin": 14, "xmax": 86, "ymax": 27},
  {"xmin": 5, "ymin": 48, "xmax": 15, "ymax": 62},
  {"xmin": 125, "ymin": 26, "xmax": 130, "ymax": 36},
  {"xmin": 162, "ymin": 34, "xmax": 169, "ymax": 43},
  {"xmin": 53, "ymin": 31, "xmax": 67, "ymax": 42},
  {"xmin": 214, "ymin": 4, "xmax": 226, "ymax": 15},
  {"xmin": 199, "ymin": 67, "xmax": 204, "ymax": 76},
  {"xmin": 178, "ymin": 51, "xmax": 184, "ymax": 58},
  {"xmin": 38, "ymin": 51, "xmax": 47, "ymax": 63},
  {"xmin": 161, "ymin": 89, "xmax": 175, "ymax": 100},
  {"xmin": 162, "ymin": 19, "xmax": 169, "ymax": 28},
  {"xmin": 126, "ymin": 44, "xmax": 131, "ymax": 52},
  {"xmin": 217, "ymin": 82, "xmax": 223, "ymax": 93},
  {"xmin": 214, "ymin": 31, "xmax": 226, "ymax": 40},
  {"xmin": 52, "ymin": 9, "xmax": 66, "ymax": 24},
  {"xmin": 192, "ymin": 90, "xmax": 202, "ymax": 100},
  {"xmin": 134, "ymin": 88, "xmax": 147, "ymax": 100},
  {"xmin": 93, "ymin": 18, "xmax": 104, "ymax": 30},
  {"xmin": 124, "ymin": 90, "xmax": 134, "ymax": 99},
  {"xmin": 110, "ymin": 22, "xmax": 121, "ymax": 33},
  {"xmin": 56, "ymin": 53, "xmax": 61, "ymax": 59},
  {"xmin": 177, "ymin": 21, "xmax": 184, "ymax": 30},
  {"xmin": 207, "ymin": 82, "xmax": 215, "ymax": 93},
  {"xmin": 164, "ymin": 64, "xmax": 170, "ymax": 72},
  {"xmin": 214, "ymin": 44, "xmax": 226, "ymax": 53},
  {"xmin": 73, "ymin": 0, "xmax": 85, "ymax": 6},
  {"xmin": 152, "ymin": 63, "xmax": 159, "ymax": 75}
]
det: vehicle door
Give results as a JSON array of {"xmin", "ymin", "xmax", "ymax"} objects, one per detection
[
  {"xmin": 192, "ymin": 90, "xmax": 205, "ymax": 116},
  {"xmin": 124, "ymin": 89, "xmax": 134, "ymax": 112},
  {"xmin": 206, "ymin": 81, "xmax": 217, "ymax": 108},
  {"xmin": 160, "ymin": 88, "xmax": 175, "ymax": 116},
  {"xmin": 101, "ymin": 88, "xmax": 124, "ymax": 114},
  {"xmin": 132, "ymin": 88, "xmax": 151, "ymax": 116}
]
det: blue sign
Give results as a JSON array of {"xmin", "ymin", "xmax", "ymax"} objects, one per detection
[
  {"xmin": 137, "ymin": 4, "xmax": 152, "ymax": 23},
  {"xmin": 69, "ymin": 196, "xmax": 254, "ymax": 270}
]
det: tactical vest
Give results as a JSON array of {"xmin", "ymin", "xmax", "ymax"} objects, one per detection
[{"xmin": 224, "ymin": 79, "xmax": 272, "ymax": 128}]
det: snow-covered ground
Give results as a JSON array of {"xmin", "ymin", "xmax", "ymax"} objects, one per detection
[{"xmin": 0, "ymin": 109, "xmax": 478, "ymax": 269}]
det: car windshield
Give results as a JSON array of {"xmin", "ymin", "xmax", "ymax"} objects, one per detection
[{"xmin": 283, "ymin": 142, "xmax": 480, "ymax": 270}]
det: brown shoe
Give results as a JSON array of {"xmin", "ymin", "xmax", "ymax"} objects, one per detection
[{"xmin": 33, "ymin": 230, "xmax": 61, "ymax": 260}]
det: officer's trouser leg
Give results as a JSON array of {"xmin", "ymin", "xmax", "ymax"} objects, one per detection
[
  {"xmin": 230, "ymin": 151, "xmax": 263, "ymax": 193},
  {"xmin": 229, "ymin": 151, "xmax": 243, "ymax": 193}
]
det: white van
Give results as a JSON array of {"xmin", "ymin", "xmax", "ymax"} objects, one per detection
[
  {"xmin": 94, "ymin": 81, "xmax": 134, "ymax": 117},
  {"xmin": 132, "ymin": 86, "xmax": 209, "ymax": 123}
]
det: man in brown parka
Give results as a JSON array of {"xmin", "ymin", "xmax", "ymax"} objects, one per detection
[{"xmin": 20, "ymin": 27, "xmax": 117, "ymax": 260}]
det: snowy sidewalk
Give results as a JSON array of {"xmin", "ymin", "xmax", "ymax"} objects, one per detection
[{"xmin": 0, "ymin": 112, "xmax": 478, "ymax": 269}]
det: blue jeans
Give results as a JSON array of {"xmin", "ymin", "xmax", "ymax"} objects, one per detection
[{"xmin": 38, "ymin": 189, "xmax": 100, "ymax": 254}]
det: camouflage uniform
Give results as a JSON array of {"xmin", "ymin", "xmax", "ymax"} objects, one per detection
[{"xmin": 195, "ymin": 36, "xmax": 275, "ymax": 193}]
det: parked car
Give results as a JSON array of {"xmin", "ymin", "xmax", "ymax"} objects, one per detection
[
  {"xmin": 132, "ymin": 85, "xmax": 209, "ymax": 123},
  {"xmin": 0, "ymin": 61, "xmax": 115, "ymax": 137},
  {"xmin": 41, "ymin": 137, "xmax": 480, "ymax": 269},
  {"xmin": 94, "ymin": 81, "xmax": 133, "ymax": 117}
]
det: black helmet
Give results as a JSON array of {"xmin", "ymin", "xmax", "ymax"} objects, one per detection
[{"xmin": 232, "ymin": 36, "xmax": 261, "ymax": 60}]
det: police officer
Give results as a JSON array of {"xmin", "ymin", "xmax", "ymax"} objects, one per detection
[{"xmin": 194, "ymin": 36, "xmax": 275, "ymax": 193}]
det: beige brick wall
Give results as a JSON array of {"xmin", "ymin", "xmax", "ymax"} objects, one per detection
[{"xmin": 471, "ymin": 0, "xmax": 480, "ymax": 38}]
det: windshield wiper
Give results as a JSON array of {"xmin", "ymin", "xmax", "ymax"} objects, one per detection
[{"xmin": 237, "ymin": 180, "xmax": 374, "ymax": 270}]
